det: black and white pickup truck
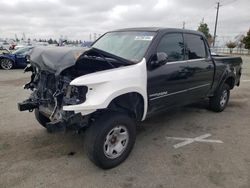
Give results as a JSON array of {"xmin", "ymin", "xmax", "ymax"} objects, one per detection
[{"xmin": 18, "ymin": 28, "xmax": 242, "ymax": 169}]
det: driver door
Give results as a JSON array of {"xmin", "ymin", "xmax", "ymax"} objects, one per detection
[{"xmin": 147, "ymin": 33, "xmax": 189, "ymax": 114}]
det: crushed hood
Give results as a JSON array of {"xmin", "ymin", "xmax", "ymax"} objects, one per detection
[{"xmin": 30, "ymin": 46, "xmax": 88, "ymax": 75}]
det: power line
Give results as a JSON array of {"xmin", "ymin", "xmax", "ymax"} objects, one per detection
[
  {"xmin": 183, "ymin": 2, "xmax": 217, "ymax": 29},
  {"xmin": 221, "ymin": 0, "xmax": 238, "ymax": 6}
]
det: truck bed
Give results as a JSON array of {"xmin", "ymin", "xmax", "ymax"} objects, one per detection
[{"xmin": 212, "ymin": 55, "xmax": 242, "ymax": 66}]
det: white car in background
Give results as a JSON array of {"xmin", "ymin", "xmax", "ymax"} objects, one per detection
[{"xmin": 0, "ymin": 41, "xmax": 11, "ymax": 50}]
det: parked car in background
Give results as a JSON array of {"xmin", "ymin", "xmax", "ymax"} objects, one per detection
[
  {"xmin": 0, "ymin": 48, "xmax": 11, "ymax": 55},
  {"xmin": 14, "ymin": 43, "xmax": 32, "ymax": 50},
  {"xmin": 0, "ymin": 46, "xmax": 33, "ymax": 70},
  {"xmin": 81, "ymin": 41, "xmax": 93, "ymax": 47},
  {"xmin": 14, "ymin": 45, "xmax": 27, "ymax": 50},
  {"xmin": 0, "ymin": 41, "xmax": 11, "ymax": 50}
]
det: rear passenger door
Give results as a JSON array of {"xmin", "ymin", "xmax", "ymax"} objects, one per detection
[{"xmin": 183, "ymin": 33, "xmax": 214, "ymax": 101}]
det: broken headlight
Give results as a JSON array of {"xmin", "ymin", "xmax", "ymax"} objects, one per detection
[{"xmin": 64, "ymin": 85, "xmax": 88, "ymax": 105}]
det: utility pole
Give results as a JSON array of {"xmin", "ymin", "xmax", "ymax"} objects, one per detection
[{"xmin": 213, "ymin": 2, "xmax": 220, "ymax": 47}]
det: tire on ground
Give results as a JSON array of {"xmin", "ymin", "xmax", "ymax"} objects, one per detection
[
  {"xmin": 0, "ymin": 58, "xmax": 14, "ymax": 70},
  {"xmin": 34, "ymin": 109, "xmax": 50, "ymax": 128},
  {"xmin": 85, "ymin": 111, "xmax": 136, "ymax": 169},
  {"xmin": 209, "ymin": 83, "xmax": 230, "ymax": 112}
]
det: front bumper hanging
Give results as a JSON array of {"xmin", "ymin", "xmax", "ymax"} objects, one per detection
[{"xmin": 18, "ymin": 99, "xmax": 87, "ymax": 133}]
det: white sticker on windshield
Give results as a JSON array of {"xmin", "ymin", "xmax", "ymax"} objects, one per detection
[{"xmin": 134, "ymin": 36, "xmax": 154, "ymax": 41}]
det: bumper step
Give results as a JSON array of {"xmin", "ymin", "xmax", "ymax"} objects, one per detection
[{"xmin": 18, "ymin": 100, "xmax": 38, "ymax": 111}]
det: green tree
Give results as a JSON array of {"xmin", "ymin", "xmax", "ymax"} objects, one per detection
[
  {"xmin": 48, "ymin": 38, "xmax": 53, "ymax": 44},
  {"xmin": 226, "ymin": 41, "xmax": 237, "ymax": 54},
  {"xmin": 242, "ymin": 29, "xmax": 250, "ymax": 53},
  {"xmin": 198, "ymin": 22, "xmax": 213, "ymax": 45}
]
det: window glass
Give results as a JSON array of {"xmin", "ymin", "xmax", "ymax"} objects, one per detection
[
  {"xmin": 185, "ymin": 34, "xmax": 206, "ymax": 59},
  {"xmin": 13, "ymin": 47, "xmax": 32, "ymax": 55},
  {"xmin": 92, "ymin": 31, "xmax": 156, "ymax": 63},
  {"xmin": 157, "ymin": 33, "xmax": 184, "ymax": 62}
]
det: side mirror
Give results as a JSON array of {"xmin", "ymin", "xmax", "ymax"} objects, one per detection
[
  {"xmin": 25, "ymin": 55, "xmax": 30, "ymax": 62},
  {"xmin": 151, "ymin": 52, "xmax": 168, "ymax": 67}
]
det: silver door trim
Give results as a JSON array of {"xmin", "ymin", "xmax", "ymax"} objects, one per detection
[
  {"xmin": 165, "ymin": 58, "xmax": 206, "ymax": 65},
  {"xmin": 149, "ymin": 83, "xmax": 210, "ymax": 101},
  {"xmin": 167, "ymin": 60, "xmax": 187, "ymax": 65},
  {"xmin": 186, "ymin": 58, "xmax": 206, "ymax": 62}
]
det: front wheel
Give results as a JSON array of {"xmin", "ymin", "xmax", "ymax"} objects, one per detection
[
  {"xmin": 34, "ymin": 109, "xmax": 50, "ymax": 128},
  {"xmin": 209, "ymin": 83, "xmax": 230, "ymax": 112},
  {"xmin": 85, "ymin": 112, "xmax": 136, "ymax": 169},
  {"xmin": 0, "ymin": 58, "xmax": 14, "ymax": 70}
]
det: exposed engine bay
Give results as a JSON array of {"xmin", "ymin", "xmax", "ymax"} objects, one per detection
[{"xmin": 18, "ymin": 46, "xmax": 133, "ymax": 131}]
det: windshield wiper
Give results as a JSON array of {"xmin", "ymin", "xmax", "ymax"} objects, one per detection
[{"xmin": 89, "ymin": 47, "xmax": 134, "ymax": 65}]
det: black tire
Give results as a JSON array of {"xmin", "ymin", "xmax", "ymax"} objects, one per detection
[
  {"xmin": 34, "ymin": 109, "xmax": 50, "ymax": 128},
  {"xmin": 0, "ymin": 58, "xmax": 14, "ymax": 70},
  {"xmin": 85, "ymin": 111, "xmax": 136, "ymax": 169},
  {"xmin": 209, "ymin": 83, "xmax": 230, "ymax": 112}
]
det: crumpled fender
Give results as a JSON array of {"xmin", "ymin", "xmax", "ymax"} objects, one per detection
[{"xmin": 63, "ymin": 58, "xmax": 148, "ymax": 120}]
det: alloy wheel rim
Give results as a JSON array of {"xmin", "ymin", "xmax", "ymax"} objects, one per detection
[
  {"xmin": 220, "ymin": 90, "xmax": 228, "ymax": 107},
  {"xmin": 1, "ymin": 59, "xmax": 13, "ymax": 70},
  {"xmin": 103, "ymin": 125, "xmax": 129, "ymax": 159}
]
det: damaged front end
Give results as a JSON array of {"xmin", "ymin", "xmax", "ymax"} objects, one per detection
[
  {"xmin": 17, "ymin": 47, "xmax": 92, "ymax": 132},
  {"xmin": 18, "ymin": 46, "xmax": 131, "ymax": 132},
  {"xmin": 18, "ymin": 70, "xmax": 88, "ymax": 132}
]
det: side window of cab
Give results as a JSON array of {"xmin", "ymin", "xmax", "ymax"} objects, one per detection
[
  {"xmin": 184, "ymin": 34, "xmax": 207, "ymax": 60},
  {"xmin": 157, "ymin": 33, "xmax": 185, "ymax": 62}
]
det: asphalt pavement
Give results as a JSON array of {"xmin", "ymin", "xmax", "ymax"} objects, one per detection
[{"xmin": 0, "ymin": 56, "xmax": 249, "ymax": 188}]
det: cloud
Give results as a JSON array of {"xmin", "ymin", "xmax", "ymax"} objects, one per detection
[
  {"xmin": 0, "ymin": 0, "xmax": 249, "ymax": 40},
  {"xmin": 153, "ymin": 0, "xmax": 174, "ymax": 11}
]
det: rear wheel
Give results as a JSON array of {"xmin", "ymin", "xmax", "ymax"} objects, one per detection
[
  {"xmin": 209, "ymin": 83, "xmax": 230, "ymax": 112},
  {"xmin": 0, "ymin": 58, "xmax": 14, "ymax": 70},
  {"xmin": 85, "ymin": 111, "xmax": 136, "ymax": 169},
  {"xmin": 34, "ymin": 109, "xmax": 50, "ymax": 128}
]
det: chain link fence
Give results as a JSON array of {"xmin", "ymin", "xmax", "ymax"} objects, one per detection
[{"xmin": 211, "ymin": 47, "xmax": 250, "ymax": 55}]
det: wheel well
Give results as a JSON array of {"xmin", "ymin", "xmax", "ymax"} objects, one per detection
[
  {"xmin": 107, "ymin": 92, "xmax": 144, "ymax": 121},
  {"xmin": 0, "ymin": 57, "xmax": 12, "ymax": 61},
  {"xmin": 225, "ymin": 77, "xmax": 235, "ymax": 89},
  {"xmin": 0, "ymin": 57, "xmax": 14, "ymax": 64}
]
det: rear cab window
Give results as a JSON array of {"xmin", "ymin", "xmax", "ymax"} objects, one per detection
[{"xmin": 184, "ymin": 34, "xmax": 207, "ymax": 60}]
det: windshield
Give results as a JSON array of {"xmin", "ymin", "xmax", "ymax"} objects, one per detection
[
  {"xmin": 92, "ymin": 31, "xmax": 156, "ymax": 62},
  {"xmin": 13, "ymin": 47, "xmax": 32, "ymax": 55}
]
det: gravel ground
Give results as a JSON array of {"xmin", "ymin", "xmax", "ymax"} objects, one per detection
[{"xmin": 0, "ymin": 56, "xmax": 250, "ymax": 188}]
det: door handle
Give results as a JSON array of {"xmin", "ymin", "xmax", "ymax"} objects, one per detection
[
  {"xmin": 179, "ymin": 68, "xmax": 190, "ymax": 74},
  {"xmin": 179, "ymin": 69, "xmax": 189, "ymax": 73},
  {"xmin": 207, "ymin": 65, "xmax": 213, "ymax": 69}
]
